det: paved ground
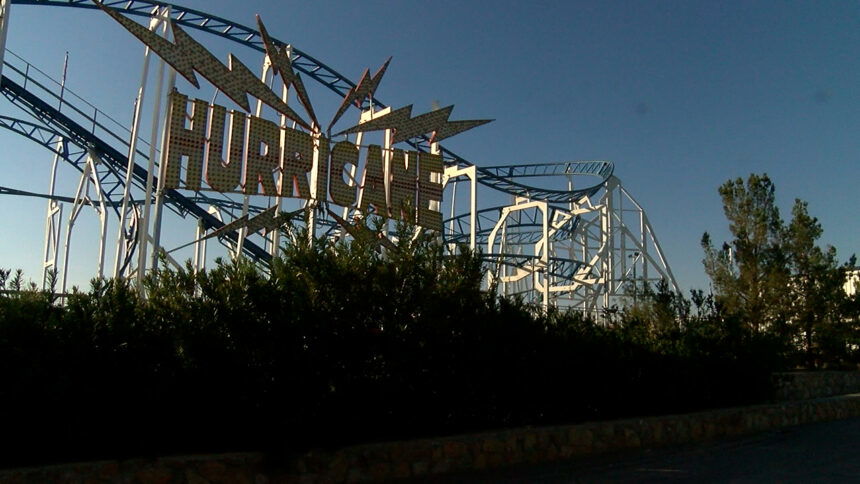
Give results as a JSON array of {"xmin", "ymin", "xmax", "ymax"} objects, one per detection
[{"xmin": 429, "ymin": 417, "xmax": 860, "ymax": 483}]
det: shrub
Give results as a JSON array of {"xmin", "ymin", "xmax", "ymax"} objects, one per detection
[{"xmin": 0, "ymin": 227, "xmax": 787, "ymax": 467}]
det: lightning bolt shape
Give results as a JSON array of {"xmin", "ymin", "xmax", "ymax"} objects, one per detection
[
  {"xmin": 199, "ymin": 214, "xmax": 248, "ymax": 242},
  {"xmin": 245, "ymin": 206, "xmax": 281, "ymax": 234},
  {"xmin": 200, "ymin": 206, "xmax": 298, "ymax": 242},
  {"xmin": 336, "ymin": 105, "xmax": 414, "ymax": 136},
  {"xmin": 336, "ymin": 105, "xmax": 492, "ymax": 144},
  {"xmin": 98, "ymin": 2, "xmax": 311, "ymax": 131},
  {"xmin": 328, "ymin": 57, "xmax": 392, "ymax": 131},
  {"xmin": 433, "ymin": 119, "xmax": 494, "ymax": 142},
  {"xmin": 256, "ymin": 15, "xmax": 318, "ymax": 128}
]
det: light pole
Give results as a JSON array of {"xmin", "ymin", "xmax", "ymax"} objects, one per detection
[{"xmin": 629, "ymin": 251, "xmax": 640, "ymax": 305}]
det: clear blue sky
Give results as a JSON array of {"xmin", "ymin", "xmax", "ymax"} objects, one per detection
[{"xmin": 1, "ymin": 0, "xmax": 858, "ymax": 292}]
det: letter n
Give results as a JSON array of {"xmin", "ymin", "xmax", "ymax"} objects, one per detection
[
  {"xmin": 358, "ymin": 145, "xmax": 388, "ymax": 217},
  {"xmin": 389, "ymin": 149, "xmax": 417, "ymax": 220}
]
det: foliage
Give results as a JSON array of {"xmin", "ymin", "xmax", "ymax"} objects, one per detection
[
  {"xmin": 0, "ymin": 215, "xmax": 837, "ymax": 468},
  {"xmin": 702, "ymin": 174, "xmax": 860, "ymax": 368},
  {"xmin": 701, "ymin": 174, "xmax": 790, "ymax": 331}
]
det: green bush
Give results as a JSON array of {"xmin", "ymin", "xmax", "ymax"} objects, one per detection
[{"xmin": 0, "ymin": 228, "xmax": 789, "ymax": 467}]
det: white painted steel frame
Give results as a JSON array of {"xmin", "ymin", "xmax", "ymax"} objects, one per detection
[
  {"xmin": 5, "ymin": 2, "xmax": 681, "ymax": 316},
  {"xmin": 0, "ymin": 0, "xmax": 9, "ymax": 79}
]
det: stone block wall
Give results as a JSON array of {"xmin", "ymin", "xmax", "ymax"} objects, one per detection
[
  {"xmin": 3, "ymin": 392, "xmax": 860, "ymax": 483},
  {"xmin": 773, "ymin": 371, "xmax": 860, "ymax": 401}
]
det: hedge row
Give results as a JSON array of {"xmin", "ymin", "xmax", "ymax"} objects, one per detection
[{"xmin": 0, "ymin": 232, "xmax": 782, "ymax": 467}]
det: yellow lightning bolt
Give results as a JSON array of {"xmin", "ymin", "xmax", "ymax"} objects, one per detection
[
  {"xmin": 98, "ymin": 2, "xmax": 311, "ymax": 130},
  {"xmin": 336, "ymin": 105, "xmax": 492, "ymax": 144},
  {"xmin": 256, "ymin": 15, "xmax": 318, "ymax": 128},
  {"xmin": 328, "ymin": 58, "xmax": 392, "ymax": 131}
]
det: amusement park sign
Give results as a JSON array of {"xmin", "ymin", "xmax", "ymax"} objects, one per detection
[{"xmin": 99, "ymin": 2, "xmax": 491, "ymax": 231}]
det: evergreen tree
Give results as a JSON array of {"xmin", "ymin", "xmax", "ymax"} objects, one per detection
[
  {"xmin": 783, "ymin": 199, "xmax": 843, "ymax": 367},
  {"xmin": 703, "ymin": 174, "xmax": 858, "ymax": 367},
  {"xmin": 701, "ymin": 174, "xmax": 790, "ymax": 332}
]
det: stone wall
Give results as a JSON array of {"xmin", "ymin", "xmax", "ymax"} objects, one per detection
[
  {"xmin": 773, "ymin": 371, "xmax": 860, "ymax": 401},
  {"xmin": 3, "ymin": 392, "xmax": 860, "ymax": 483}
]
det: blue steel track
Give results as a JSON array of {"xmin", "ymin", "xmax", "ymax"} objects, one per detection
[
  {"xmin": 7, "ymin": 0, "xmax": 614, "ymax": 203},
  {"xmin": 0, "ymin": 0, "xmax": 615, "ymax": 280}
]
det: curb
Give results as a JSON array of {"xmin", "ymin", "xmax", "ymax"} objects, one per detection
[{"xmin": 3, "ymin": 393, "xmax": 860, "ymax": 483}]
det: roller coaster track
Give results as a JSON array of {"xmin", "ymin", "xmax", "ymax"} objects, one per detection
[
  {"xmin": 444, "ymin": 205, "xmax": 583, "ymax": 246},
  {"xmin": 0, "ymin": 70, "xmax": 273, "ymax": 262},
  {"xmin": 7, "ymin": 0, "xmax": 614, "ymax": 204},
  {"xmin": 0, "ymin": 115, "xmax": 124, "ymax": 217},
  {"xmin": 0, "ymin": 0, "xmax": 679, "ymax": 310}
]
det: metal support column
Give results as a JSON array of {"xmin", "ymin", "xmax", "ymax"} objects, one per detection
[
  {"xmin": 0, "ymin": 0, "xmax": 10, "ymax": 79},
  {"xmin": 149, "ymin": 61, "xmax": 177, "ymax": 269},
  {"xmin": 113, "ymin": 8, "xmax": 164, "ymax": 279},
  {"xmin": 60, "ymin": 150, "xmax": 109, "ymax": 294},
  {"xmin": 137, "ymin": 6, "xmax": 171, "ymax": 284},
  {"xmin": 42, "ymin": 138, "xmax": 65, "ymax": 289}
]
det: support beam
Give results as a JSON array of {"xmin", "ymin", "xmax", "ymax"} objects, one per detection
[
  {"xmin": 60, "ymin": 150, "xmax": 109, "ymax": 294},
  {"xmin": 42, "ymin": 138, "xmax": 65, "ymax": 289},
  {"xmin": 114, "ymin": 8, "xmax": 163, "ymax": 279},
  {"xmin": 0, "ymin": 0, "xmax": 10, "ymax": 79},
  {"xmin": 136, "ymin": 6, "xmax": 171, "ymax": 289}
]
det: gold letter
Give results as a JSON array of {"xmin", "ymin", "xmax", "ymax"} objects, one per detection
[
  {"xmin": 282, "ymin": 127, "xmax": 314, "ymax": 199},
  {"xmin": 314, "ymin": 134, "xmax": 330, "ymax": 201},
  {"xmin": 417, "ymin": 152, "xmax": 443, "ymax": 231},
  {"xmin": 244, "ymin": 115, "xmax": 280, "ymax": 195},
  {"xmin": 164, "ymin": 92, "xmax": 207, "ymax": 190},
  {"xmin": 329, "ymin": 141, "xmax": 358, "ymax": 207},
  {"xmin": 358, "ymin": 145, "xmax": 388, "ymax": 216},
  {"xmin": 389, "ymin": 149, "xmax": 417, "ymax": 220}
]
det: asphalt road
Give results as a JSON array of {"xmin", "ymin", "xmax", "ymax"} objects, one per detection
[{"xmin": 429, "ymin": 417, "xmax": 860, "ymax": 483}]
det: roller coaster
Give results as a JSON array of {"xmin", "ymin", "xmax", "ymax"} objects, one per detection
[{"xmin": 0, "ymin": 0, "xmax": 677, "ymax": 312}]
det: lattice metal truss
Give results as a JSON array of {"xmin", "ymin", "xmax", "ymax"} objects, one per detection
[{"xmin": 0, "ymin": 0, "xmax": 678, "ymax": 311}]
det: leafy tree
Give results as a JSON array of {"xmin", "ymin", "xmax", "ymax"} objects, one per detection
[
  {"xmin": 782, "ymin": 199, "xmax": 846, "ymax": 367},
  {"xmin": 701, "ymin": 174, "xmax": 790, "ymax": 332},
  {"xmin": 703, "ymin": 174, "xmax": 859, "ymax": 367}
]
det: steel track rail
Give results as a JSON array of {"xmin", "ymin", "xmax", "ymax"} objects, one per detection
[
  {"xmin": 0, "ymin": 184, "xmax": 124, "ymax": 205},
  {"xmin": 9, "ymin": 0, "xmax": 614, "ymax": 203},
  {"xmin": 444, "ymin": 205, "xmax": 580, "ymax": 245},
  {"xmin": 0, "ymin": 115, "xmax": 125, "ymax": 218},
  {"xmin": 0, "ymin": 75, "xmax": 272, "ymax": 262}
]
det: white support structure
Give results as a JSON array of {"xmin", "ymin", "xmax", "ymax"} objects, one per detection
[
  {"xmin": 1, "ymin": 3, "xmax": 680, "ymax": 314},
  {"xmin": 235, "ymin": 196, "xmax": 251, "ymax": 260},
  {"xmin": 558, "ymin": 176, "xmax": 678, "ymax": 312},
  {"xmin": 269, "ymin": 49, "xmax": 291, "ymax": 257},
  {"xmin": 42, "ymin": 138, "xmax": 65, "ymax": 289},
  {"xmin": 473, "ymin": 174, "xmax": 677, "ymax": 315},
  {"xmin": 149, "ymin": 64, "xmax": 177, "ymax": 270},
  {"xmin": 193, "ymin": 206, "xmax": 221, "ymax": 274},
  {"xmin": 113, "ymin": 7, "xmax": 166, "ymax": 279},
  {"xmin": 193, "ymin": 217, "xmax": 207, "ymax": 273},
  {"xmin": 0, "ymin": 0, "xmax": 9, "ymax": 79},
  {"xmin": 486, "ymin": 198, "xmax": 551, "ymax": 308},
  {"xmin": 234, "ymin": 59, "xmax": 276, "ymax": 259},
  {"xmin": 442, "ymin": 164, "xmax": 477, "ymax": 251},
  {"xmin": 135, "ymin": 6, "xmax": 172, "ymax": 287},
  {"xmin": 60, "ymin": 150, "xmax": 109, "ymax": 294}
]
